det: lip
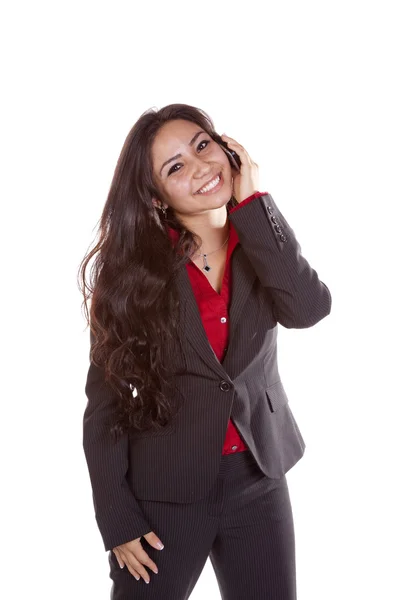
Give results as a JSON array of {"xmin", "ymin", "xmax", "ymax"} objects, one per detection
[{"xmin": 195, "ymin": 172, "xmax": 223, "ymax": 194}]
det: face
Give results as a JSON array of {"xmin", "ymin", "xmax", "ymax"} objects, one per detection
[{"xmin": 151, "ymin": 119, "xmax": 234, "ymax": 220}]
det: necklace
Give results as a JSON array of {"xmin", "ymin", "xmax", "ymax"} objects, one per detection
[{"xmin": 192, "ymin": 235, "xmax": 229, "ymax": 272}]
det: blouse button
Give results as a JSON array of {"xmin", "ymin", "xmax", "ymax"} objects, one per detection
[{"xmin": 221, "ymin": 317, "xmax": 227, "ymax": 323}]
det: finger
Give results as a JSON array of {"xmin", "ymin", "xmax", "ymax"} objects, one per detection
[
  {"xmin": 126, "ymin": 563, "xmax": 147, "ymax": 582},
  {"xmin": 143, "ymin": 531, "xmax": 165, "ymax": 551},
  {"xmin": 116, "ymin": 551, "xmax": 142, "ymax": 581},
  {"xmin": 126, "ymin": 563, "xmax": 145, "ymax": 582},
  {"xmin": 125, "ymin": 557, "xmax": 151, "ymax": 584},
  {"xmin": 221, "ymin": 134, "xmax": 243, "ymax": 149},
  {"xmin": 221, "ymin": 135, "xmax": 252, "ymax": 163},
  {"xmin": 132, "ymin": 546, "xmax": 159, "ymax": 575},
  {"xmin": 113, "ymin": 549, "xmax": 125, "ymax": 570}
]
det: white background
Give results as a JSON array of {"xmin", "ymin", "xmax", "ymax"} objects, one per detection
[{"xmin": 1, "ymin": 1, "xmax": 399, "ymax": 598}]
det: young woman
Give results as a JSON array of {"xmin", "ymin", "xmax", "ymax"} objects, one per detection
[{"xmin": 79, "ymin": 103, "xmax": 331, "ymax": 599}]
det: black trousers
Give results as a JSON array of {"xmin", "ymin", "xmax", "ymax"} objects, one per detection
[{"xmin": 108, "ymin": 449, "xmax": 297, "ymax": 599}]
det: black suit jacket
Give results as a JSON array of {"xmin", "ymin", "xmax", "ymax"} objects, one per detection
[{"xmin": 83, "ymin": 193, "xmax": 332, "ymax": 551}]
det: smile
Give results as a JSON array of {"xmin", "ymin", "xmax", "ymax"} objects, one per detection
[{"xmin": 196, "ymin": 172, "xmax": 223, "ymax": 194}]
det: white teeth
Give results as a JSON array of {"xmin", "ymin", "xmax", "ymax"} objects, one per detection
[{"xmin": 197, "ymin": 174, "xmax": 220, "ymax": 194}]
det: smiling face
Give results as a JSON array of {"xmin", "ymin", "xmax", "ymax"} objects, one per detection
[{"xmin": 151, "ymin": 119, "xmax": 234, "ymax": 221}]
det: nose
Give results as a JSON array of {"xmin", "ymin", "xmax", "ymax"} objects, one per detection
[{"xmin": 192, "ymin": 155, "xmax": 213, "ymax": 178}]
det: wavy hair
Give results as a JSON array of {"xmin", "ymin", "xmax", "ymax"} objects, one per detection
[{"xmin": 78, "ymin": 103, "xmax": 238, "ymax": 439}]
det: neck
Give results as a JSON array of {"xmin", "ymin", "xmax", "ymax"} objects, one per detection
[{"xmin": 178, "ymin": 205, "xmax": 229, "ymax": 254}]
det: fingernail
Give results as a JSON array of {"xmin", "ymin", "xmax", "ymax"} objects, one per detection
[
  {"xmin": 145, "ymin": 579, "xmax": 150, "ymax": 584},
  {"xmin": 157, "ymin": 542, "xmax": 164, "ymax": 550}
]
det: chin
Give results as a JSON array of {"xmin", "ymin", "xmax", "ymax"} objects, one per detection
[{"xmin": 208, "ymin": 192, "xmax": 232, "ymax": 210}]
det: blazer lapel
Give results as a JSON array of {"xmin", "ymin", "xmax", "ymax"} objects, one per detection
[
  {"xmin": 175, "ymin": 246, "xmax": 256, "ymax": 377},
  {"xmin": 228, "ymin": 246, "xmax": 257, "ymax": 345}
]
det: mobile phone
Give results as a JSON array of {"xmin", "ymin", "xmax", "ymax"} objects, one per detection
[{"xmin": 211, "ymin": 132, "xmax": 242, "ymax": 171}]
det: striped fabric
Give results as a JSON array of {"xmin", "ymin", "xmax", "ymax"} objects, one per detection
[
  {"xmin": 83, "ymin": 192, "xmax": 332, "ymax": 551},
  {"xmin": 166, "ymin": 195, "xmax": 262, "ymax": 455}
]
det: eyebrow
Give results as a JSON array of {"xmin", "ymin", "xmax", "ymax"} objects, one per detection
[{"xmin": 159, "ymin": 130, "xmax": 205, "ymax": 175}]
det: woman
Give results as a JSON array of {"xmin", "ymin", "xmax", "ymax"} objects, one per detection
[{"xmin": 79, "ymin": 103, "xmax": 331, "ymax": 599}]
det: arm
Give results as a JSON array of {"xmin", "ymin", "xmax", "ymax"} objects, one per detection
[
  {"xmin": 229, "ymin": 192, "xmax": 332, "ymax": 328},
  {"xmin": 83, "ymin": 340, "xmax": 151, "ymax": 552}
]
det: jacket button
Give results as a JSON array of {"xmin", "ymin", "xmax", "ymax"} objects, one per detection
[
  {"xmin": 274, "ymin": 225, "xmax": 282, "ymax": 233},
  {"xmin": 280, "ymin": 234, "xmax": 287, "ymax": 242},
  {"xmin": 271, "ymin": 216, "xmax": 277, "ymax": 224},
  {"xmin": 219, "ymin": 380, "xmax": 231, "ymax": 392},
  {"xmin": 267, "ymin": 206, "xmax": 274, "ymax": 214}
]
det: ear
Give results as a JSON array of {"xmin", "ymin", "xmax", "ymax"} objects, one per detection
[{"xmin": 152, "ymin": 198, "xmax": 168, "ymax": 211}]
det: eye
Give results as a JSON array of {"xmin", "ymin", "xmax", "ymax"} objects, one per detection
[
  {"xmin": 167, "ymin": 140, "xmax": 210, "ymax": 176},
  {"xmin": 198, "ymin": 140, "xmax": 209, "ymax": 151}
]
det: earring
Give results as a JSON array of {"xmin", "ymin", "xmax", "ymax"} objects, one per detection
[{"xmin": 155, "ymin": 204, "xmax": 167, "ymax": 218}]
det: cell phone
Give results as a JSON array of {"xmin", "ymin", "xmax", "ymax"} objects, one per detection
[{"xmin": 211, "ymin": 132, "xmax": 242, "ymax": 171}]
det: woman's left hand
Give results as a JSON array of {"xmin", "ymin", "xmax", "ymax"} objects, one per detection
[{"xmin": 221, "ymin": 134, "xmax": 260, "ymax": 204}]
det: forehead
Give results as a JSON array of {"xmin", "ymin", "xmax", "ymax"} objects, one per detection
[{"xmin": 152, "ymin": 120, "xmax": 204, "ymax": 157}]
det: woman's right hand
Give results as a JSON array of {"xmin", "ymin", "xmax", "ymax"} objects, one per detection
[{"xmin": 112, "ymin": 531, "xmax": 164, "ymax": 584}]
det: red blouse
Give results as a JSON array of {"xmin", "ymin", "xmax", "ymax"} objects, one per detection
[{"xmin": 168, "ymin": 191, "xmax": 267, "ymax": 454}]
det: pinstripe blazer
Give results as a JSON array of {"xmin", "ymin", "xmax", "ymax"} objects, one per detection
[{"xmin": 83, "ymin": 192, "xmax": 332, "ymax": 551}]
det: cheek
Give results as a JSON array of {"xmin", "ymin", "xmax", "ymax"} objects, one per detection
[
  {"xmin": 214, "ymin": 146, "xmax": 233, "ymax": 172},
  {"xmin": 165, "ymin": 177, "xmax": 194, "ymax": 209},
  {"xmin": 169, "ymin": 179, "xmax": 191, "ymax": 199}
]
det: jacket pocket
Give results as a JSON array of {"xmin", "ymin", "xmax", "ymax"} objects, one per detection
[{"xmin": 265, "ymin": 380, "xmax": 289, "ymax": 413}]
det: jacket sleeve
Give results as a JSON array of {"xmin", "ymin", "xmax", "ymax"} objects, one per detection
[
  {"xmin": 82, "ymin": 336, "xmax": 152, "ymax": 552},
  {"xmin": 228, "ymin": 192, "xmax": 332, "ymax": 328}
]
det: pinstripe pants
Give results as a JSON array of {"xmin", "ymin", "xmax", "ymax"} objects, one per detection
[{"xmin": 108, "ymin": 449, "xmax": 297, "ymax": 599}]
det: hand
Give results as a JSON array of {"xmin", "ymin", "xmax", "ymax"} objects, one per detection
[
  {"xmin": 221, "ymin": 134, "xmax": 260, "ymax": 204},
  {"xmin": 113, "ymin": 530, "xmax": 164, "ymax": 584}
]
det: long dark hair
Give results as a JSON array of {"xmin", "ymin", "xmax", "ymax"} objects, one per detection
[{"xmin": 78, "ymin": 103, "xmax": 238, "ymax": 439}]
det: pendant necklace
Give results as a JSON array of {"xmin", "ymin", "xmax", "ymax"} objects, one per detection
[{"xmin": 193, "ymin": 235, "xmax": 229, "ymax": 272}]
